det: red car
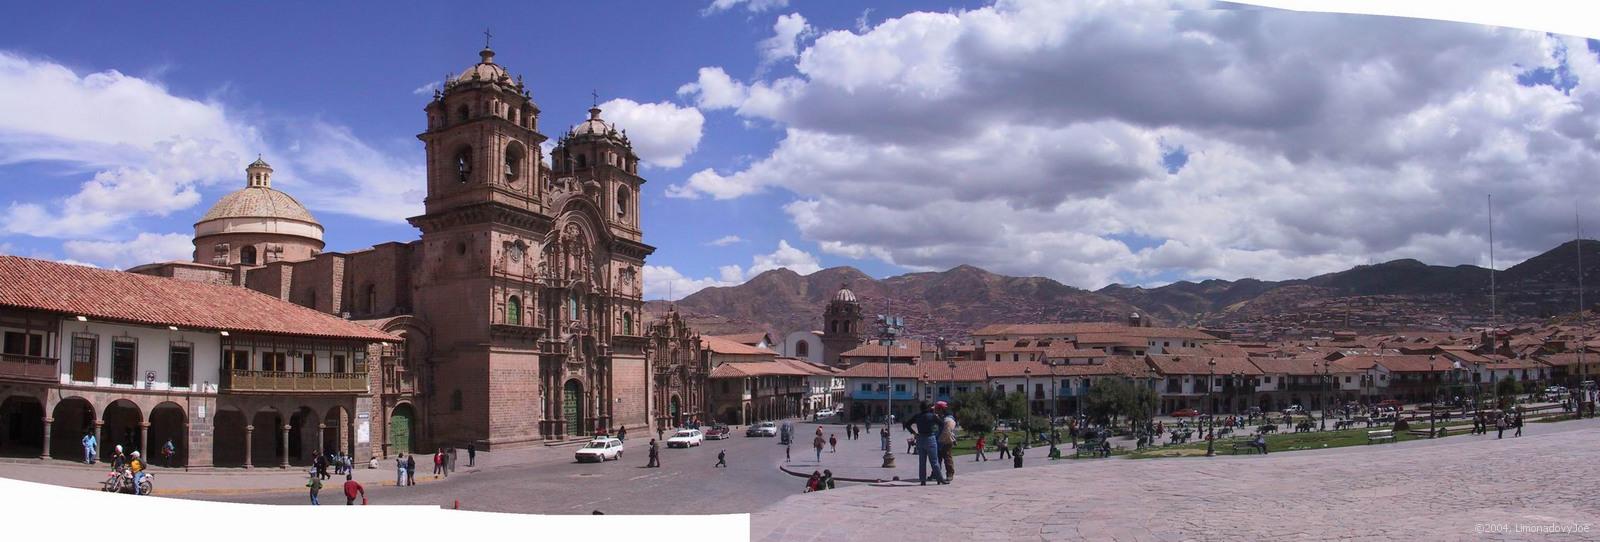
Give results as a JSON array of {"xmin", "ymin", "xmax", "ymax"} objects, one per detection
[
  {"xmin": 1171, "ymin": 408, "xmax": 1201, "ymax": 418},
  {"xmin": 1377, "ymin": 399, "xmax": 1404, "ymax": 409},
  {"xmin": 703, "ymin": 426, "xmax": 730, "ymax": 440}
]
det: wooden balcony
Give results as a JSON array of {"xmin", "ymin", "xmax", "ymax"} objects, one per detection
[
  {"xmin": 381, "ymin": 364, "xmax": 415, "ymax": 395},
  {"xmin": 0, "ymin": 354, "xmax": 58, "ymax": 383},
  {"xmin": 223, "ymin": 370, "xmax": 367, "ymax": 393}
]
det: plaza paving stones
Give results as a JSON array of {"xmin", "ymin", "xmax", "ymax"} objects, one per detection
[{"xmin": 754, "ymin": 419, "xmax": 1600, "ymax": 541}]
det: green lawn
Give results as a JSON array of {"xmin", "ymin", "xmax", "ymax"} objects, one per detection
[{"xmin": 1124, "ymin": 427, "xmax": 1431, "ymax": 459}]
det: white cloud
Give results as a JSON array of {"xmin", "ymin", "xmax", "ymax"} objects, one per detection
[
  {"xmin": 412, "ymin": 81, "xmax": 440, "ymax": 96},
  {"xmin": 706, "ymin": 234, "xmax": 745, "ymax": 246},
  {"xmin": 284, "ymin": 122, "xmax": 425, "ymax": 223},
  {"xmin": 701, "ymin": 0, "xmax": 788, "ymax": 16},
  {"xmin": 644, "ymin": 240, "xmax": 821, "ymax": 299},
  {"xmin": 597, "ymin": 98, "xmax": 704, "ymax": 168},
  {"xmin": 62, "ymin": 232, "xmax": 193, "ymax": 269},
  {"xmin": 670, "ymin": 0, "xmax": 1599, "ymax": 288},
  {"xmin": 758, "ymin": 13, "xmax": 815, "ymax": 67}
]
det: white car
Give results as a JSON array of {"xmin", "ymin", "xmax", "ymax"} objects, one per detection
[
  {"xmin": 574, "ymin": 437, "xmax": 624, "ymax": 462},
  {"xmin": 746, "ymin": 422, "xmax": 778, "ymax": 437},
  {"xmin": 666, "ymin": 429, "xmax": 704, "ymax": 448}
]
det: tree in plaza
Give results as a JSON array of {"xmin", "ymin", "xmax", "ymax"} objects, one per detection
[
  {"xmin": 953, "ymin": 390, "xmax": 996, "ymax": 437},
  {"xmin": 1083, "ymin": 378, "xmax": 1157, "ymax": 430}
]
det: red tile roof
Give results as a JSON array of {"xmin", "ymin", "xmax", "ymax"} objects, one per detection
[
  {"xmin": 701, "ymin": 335, "xmax": 778, "ymax": 356},
  {"xmin": 1146, "ymin": 355, "xmax": 1263, "ymax": 376},
  {"xmin": 835, "ymin": 361, "xmax": 926, "ymax": 379},
  {"xmin": 715, "ymin": 332, "xmax": 772, "ymax": 347},
  {"xmin": 0, "ymin": 256, "xmax": 395, "ymax": 342},
  {"xmin": 972, "ymin": 323, "xmax": 1217, "ymax": 341},
  {"xmin": 709, "ymin": 361, "xmax": 814, "ymax": 379},
  {"xmin": 841, "ymin": 339, "xmax": 923, "ymax": 360}
]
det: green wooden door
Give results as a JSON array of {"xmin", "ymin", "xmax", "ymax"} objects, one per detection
[
  {"xmin": 389, "ymin": 406, "xmax": 412, "ymax": 455},
  {"xmin": 563, "ymin": 381, "xmax": 582, "ymax": 436}
]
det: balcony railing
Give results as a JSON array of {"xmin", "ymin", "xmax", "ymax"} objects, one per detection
[
  {"xmin": 223, "ymin": 370, "xmax": 367, "ymax": 393},
  {"xmin": 0, "ymin": 354, "xmax": 58, "ymax": 383}
]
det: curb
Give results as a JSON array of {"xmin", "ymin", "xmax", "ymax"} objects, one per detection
[{"xmin": 776, "ymin": 464, "xmax": 896, "ymax": 484}]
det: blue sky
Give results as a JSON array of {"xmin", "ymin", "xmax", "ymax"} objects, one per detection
[{"xmin": 2, "ymin": 1, "xmax": 1598, "ymax": 298}]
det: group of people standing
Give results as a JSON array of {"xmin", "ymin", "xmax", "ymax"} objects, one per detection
[
  {"xmin": 1472, "ymin": 410, "xmax": 1524, "ymax": 438},
  {"xmin": 902, "ymin": 400, "xmax": 958, "ymax": 485}
]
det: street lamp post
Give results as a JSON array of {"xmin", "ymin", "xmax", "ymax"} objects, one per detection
[
  {"xmin": 878, "ymin": 314, "xmax": 901, "ymax": 469},
  {"xmin": 1024, "ymin": 367, "xmax": 1033, "ymax": 447},
  {"xmin": 1321, "ymin": 361, "xmax": 1331, "ymax": 432},
  {"xmin": 947, "ymin": 360, "xmax": 957, "ymax": 404},
  {"xmin": 1048, "ymin": 360, "xmax": 1059, "ymax": 456},
  {"xmin": 1429, "ymin": 356, "xmax": 1438, "ymax": 438},
  {"xmin": 1205, "ymin": 359, "xmax": 1217, "ymax": 457}
]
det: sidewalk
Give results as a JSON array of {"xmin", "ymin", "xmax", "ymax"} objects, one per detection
[{"xmin": 772, "ymin": 422, "xmax": 1072, "ymax": 484}]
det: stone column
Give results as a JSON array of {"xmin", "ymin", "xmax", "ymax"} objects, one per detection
[
  {"xmin": 244, "ymin": 425, "xmax": 254, "ymax": 469},
  {"xmin": 39, "ymin": 416, "xmax": 52, "ymax": 460},
  {"xmin": 279, "ymin": 424, "xmax": 290, "ymax": 468},
  {"xmin": 317, "ymin": 423, "xmax": 327, "ymax": 456},
  {"xmin": 139, "ymin": 421, "xmax": 149, "ymax": 457},
  {"xmin": 95, "ymin": 420, "xmax": 105, "ymax": 459}
]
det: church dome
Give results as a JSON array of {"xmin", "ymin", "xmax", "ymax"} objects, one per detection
[
  {"xmin": 572, "ymin": 107, "xmax": 613, "ymax": 136},
  {"xmin": 455, "ymin": 47, "xmax": 511, "ymax": 84},
  {"xmin": 198, "ymin": 187, "xmax": 319, "ymax": 224},
  {"xmin": 194, "ymin": 157, "xmax": 323, "ymax": 244},
  {"xmin": 833, "ymin": 285, "xmax": 857, "ymax": 303}
]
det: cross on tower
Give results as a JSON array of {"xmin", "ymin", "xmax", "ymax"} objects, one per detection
[
  {"xmin": 591, "ymin": 89, "xmax": 599, "ymax": 108},
  {"xmin": 484, "ymin": 27, "xmax": 493, "ymax": 48}
]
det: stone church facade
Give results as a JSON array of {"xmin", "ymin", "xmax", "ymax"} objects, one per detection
[{"xmin": 133, "ymin": 45, "xmax": 681, "ymax": 454}]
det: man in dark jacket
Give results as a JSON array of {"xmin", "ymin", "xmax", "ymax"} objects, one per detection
[{"xmin": 902, "ymin": 401, "xmax": 947, "ymax": 485}]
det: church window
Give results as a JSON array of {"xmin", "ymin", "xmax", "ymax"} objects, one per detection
[
  {"xmin": 830, "ymin": 320, "xmax": 838, "ymax": 334},
  {"xmin": 507, "ymin": 296, "xmax": 522, "ymax": 326},
  {"xmin": 796, "ymin": 341, "xmax": 809, "ymax": 358},
  {"xmin": 844, "ymin": 321, "xmax": 852, "ymax": 334},
  {"xmin": 623, "ymin": 312, "xmax": 633, "ymax": 335},
  {"xmin": 568, "ymin": 292, "xmax": 578, "ymax": 321},
  {"xmin": 240, "ymin": 245, "xmax": 257, "ymax": 266},
  {"xmin": 575, "ymin": 154, "xmax": 587, "ymax": 169},
  {"xmin": 364, "ymin": 283, "xmax": 377, "ymax": 314},
  {"xmin": 451, "ymin": 390, "xmax": 463, "ymax": 411},
  {"xmin": 456, "ymin": 105, "xmax": 469, "ymax": 123},
  {"xmin": 455, "ymin": 147, "xmax": 473, "ymax": 183},
  {"xmin": 616, "ymin": 187, "xmax": 629, "ymax": 218}
]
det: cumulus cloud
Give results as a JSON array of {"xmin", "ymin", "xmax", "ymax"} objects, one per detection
[
  {"xmin": 759, "ymin": 13, "xmax": 815, "ymax": 68},
  {"xmin": 62, "ymin": 232, "xmax": 193, "ymax": 269},
  {"xmin": 701, "ymin": 0, "xmax": 788, "ymax": 16},
  {"xmin": 644, "ymin": 240, "xmax": 821, "ymax": 299},
  {"xmin": 0, "ymin": 50, "xmax": 426, "ymax": 263},
  {"xmin": 706, "ymin": 234, "xmax": 745, "ymax": 246},
  {"xmin": 670, "ymin": 0, "xmax": 1599, "ymax": 288},
  {"xmin": 597, "ymin": 98, "xmax": 704, "ymax": 168}
]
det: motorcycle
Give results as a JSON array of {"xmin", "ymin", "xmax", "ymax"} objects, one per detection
[{"xmin": 101, "ymin": 468, "xmax": 153, "ymax": 495}]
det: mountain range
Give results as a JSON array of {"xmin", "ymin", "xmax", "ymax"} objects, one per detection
[{"xmin": 645, "ymin": 240, "xmax": 1600, "ymax": 343}]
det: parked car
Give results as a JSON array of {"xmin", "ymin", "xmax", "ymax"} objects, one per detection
[
  {"xmin": 1282, "ymin": 405, "xmax": 1305, "ymax": 414},
  {"xmin": 574, "ymin": 437, "xmax": 624, "ymax": 462},
  {"xmin": 667, "ymin": 429, "xmax": 704, "ymax": 448},
  {"xmin": 1244, "ymin": 406, "xmax": 1263, "ymax": 416},
  {"xmin": 704, "ymin": 425, "xmax": 730, "ymax": 440},
  {"xmin": 1171, "ymin": 408, "xmax": 1201, "ymax": 418},
  {"xmin": 746, "ymin": 422, "xmax": 778, "ymax": 437},
  {"xmin": 1377, "ymin": 399, "xmax": 1404, "ymax": 409},
  {"xmin": 1545, "ymin": 386, "xmax": 1568, "ymax": 397}
]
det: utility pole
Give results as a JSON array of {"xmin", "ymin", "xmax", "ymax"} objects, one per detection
[{"xmin": 1579, "ymin": 213, "xmax": 1589, "ymax": 417}]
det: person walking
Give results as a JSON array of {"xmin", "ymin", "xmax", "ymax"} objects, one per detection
[
  {"xmin": 975, "ymin": 435, "xmax": 988, "ymax": 461},
  {"xmin": 1496, "ymin": 415, "xmax": 1507, "ymax": 439},
  {"xmin": 813, "ymin": 432, "xmax": 825, "ymax": 462},
  {"xmin": 307, "ymin": 470, "xmax": 323, "ymax": 505},
  {"xmin": 1011, "ymin": 442, "xmax": 1024, "ymax": 469},
  {"xmin": 1514, "ymin": 411, "xmax": 1523, "ymax": 437},
  {"xmin": 343, "ymin": 474, "xmax": 365, "ymax": 505},
  {"xmin": 997, "ymin": 434, "xmax": 1011, "ymax": 460},
  {"xmin": 785, "ymin": 440, "xmax": 791, "ymax": 462},
  {"xmin": 902, "ymin": 401, "xmax": 947, "ymax": 486},
  {"xmin": 395, "ymin": 454, "xmax": 406, "ymax": 486},
  {"xmin": 646, "ymin": 439, "xmax": 660, "ymax": 468},
  {"xmin": 467, "ymin": 443, "xmax": 476, "ymax": 467},
  {"xmin": 829, "ymin": 433, "xmax": 838, "ymax": 453},
  {"xmin": 433, "ymin": 449, "xmax": 444, "ymax": 478},
  {"xmin": 936, "ymin": 402, "xmax": 957, "ymax": 482},
  {"xmin": 617, "ymin": 426, "xmax": 628, "ymax": 442},
  {"xmin": 879, "ymin": 426, "xmax": 890, "ymax": 452},
  {"xmin": 715, "ymin": 449, "xmax": 727, "ymax": 468},
  {"xmin": 405, "ymin": 453, "xmax": 417, "ymax": 485},
  {"xmin": 161, "ymin": 438, "xmax": 175, "ymax": 468},
  {"xmin": 82, "ymin": 432, "xmax": 97, "ymax": 465}
]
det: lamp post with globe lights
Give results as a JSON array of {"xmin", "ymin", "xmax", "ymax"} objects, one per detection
[
  {"xmin": 1205, "ymin": 358, "xmax": 1217, "ymax": 457},
  {"xmin": 876, "ymin": 314, "xmax": 902, "ymax": 469}
]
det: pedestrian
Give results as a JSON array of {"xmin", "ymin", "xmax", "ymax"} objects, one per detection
[
  {"xmin": 829, "ymin": 433, "xmax": 837, "ymax": 453},
  {"xmin": 433, "ymin": 449, "xmax": 444, "ymax": 478},
  {"xmin": 936, "ymin": 402, "xmax": 957, "ymax": 481},
  {"xmin": 467, "ymin": 443, "xmax": 476, "ymax": 467},
  {"xmin": 448, "ymin": 447, "xmax": 457, "ymax": 474},
  {"xmin": 785, "ymin": 440, "xmax": 791, "ymax": 462},
  {"xmin": 1514, "ymin": 412, "xmax": 1523, "ymax": 437},
  {"xmin": 902, "ymin": 401, "xmax": 947, "ymax": 486},
  {"xmin": 975, "ymin": 435, "xmax": 988, "ymax": 461},
  {"xmin": 879, "ymin": 426, "xmax": 890, "ymax": 452},
  {"xmin": 1012, "ymin": 442, "xmax": 1024, "ymax": 469},
  {"xmin": 715, "ymin": 449, "xmax": 727, "ymax": 468},
  {"xmin": 343, "ymin": 474, "xmax": 365, "ymax": 505},
  {"xmin": 82, "ymin": 431, "xmax": 97, "ymax": 465},
  {"xmin": 395, "ymin": 454, "xmax": 406, "ymax": 486},
  {"xmin": 1496, "ymin": 415, "xmax": 1507, "ymax": 439},
  {"xmin": 405, "ymin": 453, "xmax": 417, "ymax": 485},
  {"xmin": 307, "ymin": 470, "xmax": 323, "ymax": 505},
  {"xmin": 161, "ymin": 438, "xmax": 175, "ymax": 468},
  {"xmin": 813, "ymin": 432, "xmax": 825, "ymax": 462},
  {"xmin": 617, "ymin": 425, "xmax": 627, "ymax": 442},
  {"xmin": 865, "ymin": 420, "xmax": 872, "ymax": 434},
  {"xmin": 998, "ymin": 434, "xmax": 1011, "ymax": 460},
  {"xmin": 906, "ymin": 436, "xmax": 915, "ymax": 454},
  {"xmin": 646, "ymin": 439, "xmax": 660, "ymax": 468}
]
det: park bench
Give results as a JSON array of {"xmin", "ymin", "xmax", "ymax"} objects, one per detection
[
  {"xmin": 1333, "ymin": 419, "xmax": 1355, "ymax": 431},
  {"xmin": 1229, "ymin": 439, "xmax": 1262, "ymax": 455},
  {"xmin": 1256, "ymin": 424, "xmax": 1278, "ymax": 435},
  {"xmin": 1294, "ymin": 420, "xmax": 1315, "ymax": 433},
  {"xmin": 1075, "ymin": 437, "xmax": 1105, "ymax": 458},
  {"xmin": 1367, "ymin": 429, "xmax": 1395, "ymax": 444}
]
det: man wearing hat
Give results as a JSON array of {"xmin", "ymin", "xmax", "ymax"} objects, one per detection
[
  {"xmin": 935, "ymin": 401, "xmax": 958, "ymax": 482},
  {"xmin": 901, "ymin": 401, "xmax": 947, "ymax": 485}
]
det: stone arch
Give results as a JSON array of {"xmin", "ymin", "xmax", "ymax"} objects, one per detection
[
  {"xmin": 507, "ymin": 295, "xmax": 523, "ymax": 326},
  {"xmin": 504, "ymin": 141, "xmax": 526, "ymax": 182},
  {"xmin": 240, "ymin": 245, "xmax": 257, "ymax": 266},
  {"xmin": 323, "ymin": 405, "xmax": 349, "ymax": 455},
  {"xmin": 453, "ymin": 145, "xmax": 473, "ymax": 183},
  {"xmin": 622, "ymin": 311, "xmax": 632, "ymax": 336},
  {"xmin": 148, "ymin": 402, "xmax": 186, "ymax": 467},
  {"xmin": 0, "ymin": 394, "xmax": 45, "ymax": 458},
  {"xmin": 102, "ymin": 399, "xmax": 142, "ymax": 456},
  {"xmin": 49, "ymin": 396, "xmax": 95, "ymax": 460},
  {"xmin": 795, "ymin": 340, "xmax": 810, "ymax": 358},
  {"xmin": 289, "ymin": 406, "xmax": 321, "ymax": 464},
  {"xmin": 669, "ymin": 395, "xmax": 683, "ymax": 428},
  {"xmin": 212, "ymin": 407, "xmax": 248, "ymax": 467},
  {"xmin": 562, "ymin": 379, "xmax": 584, "ymax": 436},
  {"xmin": 251, "ymin": 407, "xmax": 284, "ymax": 467},
  {"xmin": 616, "ymin": 185, "xmax": 629, "ymax": 218}
]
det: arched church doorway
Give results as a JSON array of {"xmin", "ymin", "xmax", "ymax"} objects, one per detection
[
  {"xmin": 670, "ymin": 395, "xmax": 682, "ymax": 428},
  {"xmin": 563, "ymin": 380, "xmax": 584, "ymax": 436},
  {"xmin": 389, "ymin": 404, "xmax": 415, "ymax": 456}
]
